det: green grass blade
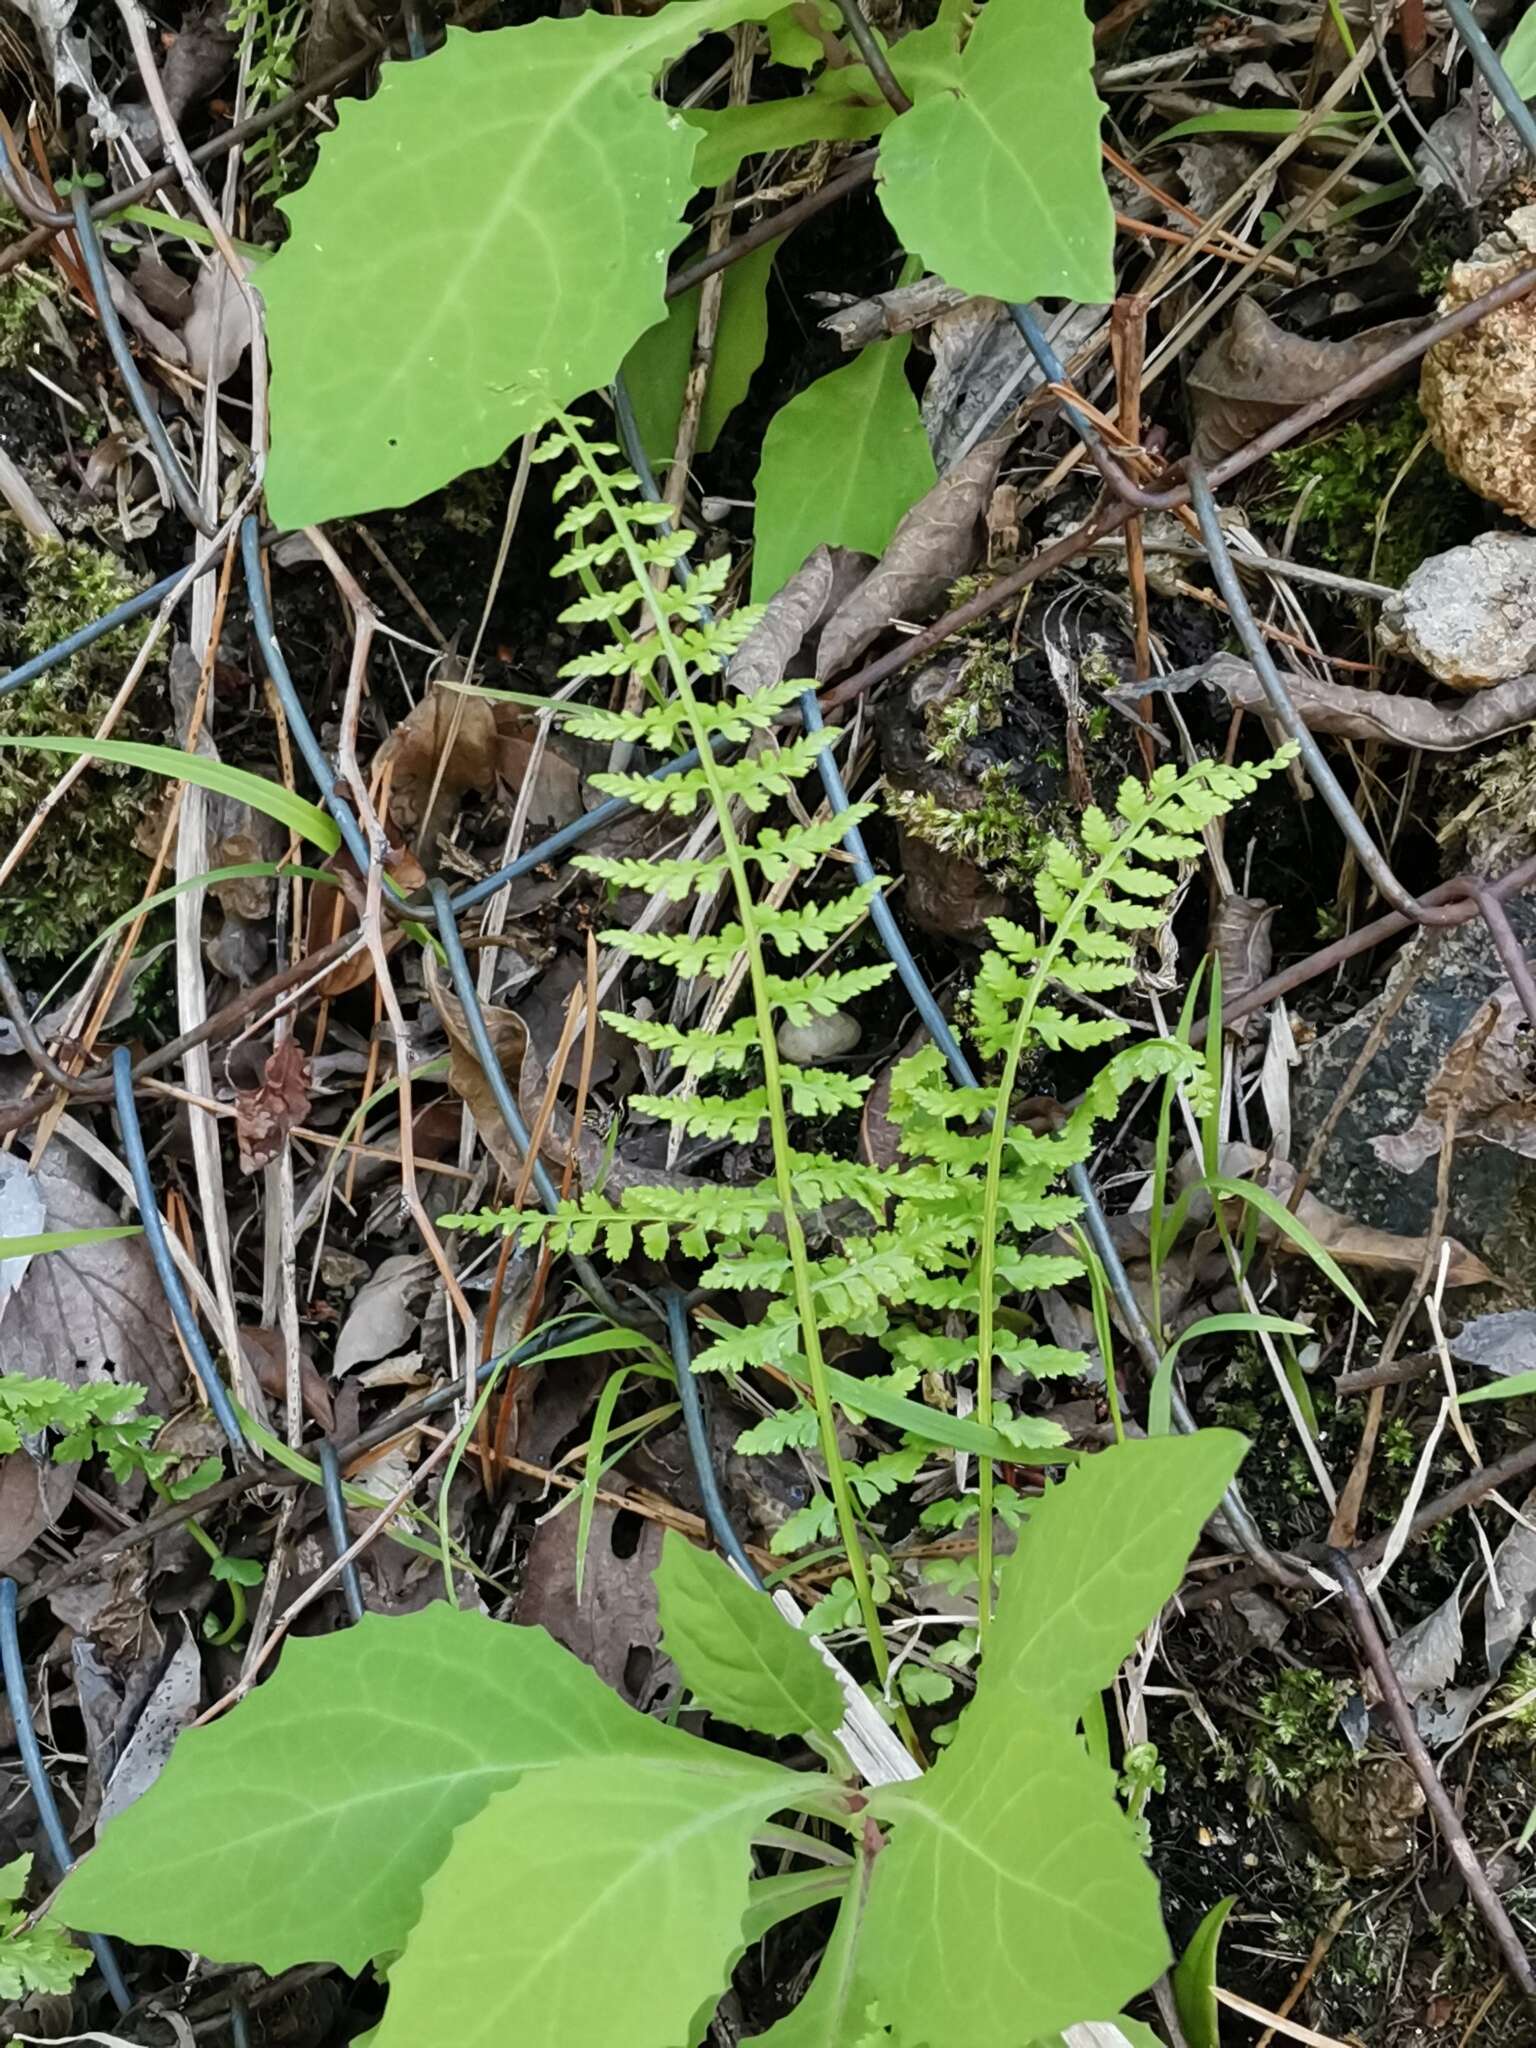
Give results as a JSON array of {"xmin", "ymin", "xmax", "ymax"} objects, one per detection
[
  {"xmin": 0, "ymin": 1226, "xmax": 142, "ymax": 1256},
  {"xmin": 0, "ymin": 737, "xmax": 340, "ymax": 851}
]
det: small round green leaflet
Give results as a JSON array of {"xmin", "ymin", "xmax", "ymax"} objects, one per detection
[{"xmin": 654, "ymin": 1529, "xmax": 843, "ymax": 1739}]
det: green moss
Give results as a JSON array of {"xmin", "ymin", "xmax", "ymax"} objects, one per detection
[
  {"xmin": 0, "ymin": 273, "xmax": 47, "ymax": 371},
  {"xmin": 886, "ymin": 765, "xmax": 1050, "ymax": 884},
  {"xmin": 1259, "ymin": 391, "xmax": 1480, "ymax": 585},
  {"xmin": 1248, "ymin": 1669, "xmax": 1353, "ymax": 1807},
  {"xmin": 0, "ymin": 538, "xmax": 153, "ymax": 964}
]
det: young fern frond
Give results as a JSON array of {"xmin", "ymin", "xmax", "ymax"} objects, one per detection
[
  {"xmin": 532, "ymin": 414, "xmax": 897, "ymax": 1675},
  {"xmin": 442, "ymin": 409, "xmax": 1291, "ymax": 1673}
]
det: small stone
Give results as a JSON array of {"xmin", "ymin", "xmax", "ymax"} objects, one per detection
[
  {"xmin": 1379, "ymin": 532, "xmax": 1536, "ymax": 690},
  {"xmin": 1305, "ymin": 1758, "xmax": 1424, "ymax": 1873},
  {"xmin": 776, "ymin": 1010, "xmax": 861, "ymax": 1063},
  {"xmin": 1421, "ymin": 206, "xmax": 1536, "ymax": 529}
]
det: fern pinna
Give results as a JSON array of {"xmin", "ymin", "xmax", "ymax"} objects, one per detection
[{"xmin": 446, "ymin": 411, "xmax": 1288, "ymax": 1679}]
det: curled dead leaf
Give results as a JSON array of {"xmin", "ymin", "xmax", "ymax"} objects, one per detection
[
  {"xmin": 1132, "ymin": 652, "xmax": 1536, "ymax": 754},
  {"xmin": 303, "ymin": 838, "xmax": 426, "ymax": 997},
  {"xmin": 1187, "ymin": 298, "xmax": 1419, "ymax": 463},
  {"xmin": 373, "ymin": 680, "xmax": 499, "ymax": 859},
  {"xmin": 815, "ymin": 436, "xmax": 1010, "ymax": 679},
  {"xmin": 234, "ymin": 1036, "xmax": 311, "ymax": 1174},
  {"xmin": 239, "ymin": 1324, "xmax": 335, "ymax": 1433},
  {"xmin": 1216, "ymin": 1143, "xmax": 1492, "ymax": 1287},
  {"xmin": 1211, "ymin": 895, "xmax": 1275, "ymax": 1037},
  {"xmin": 1372, "ymin": 982, "xmax": 1536, "ymax": 1175}
]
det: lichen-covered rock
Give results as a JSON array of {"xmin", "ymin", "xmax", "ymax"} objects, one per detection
[
  {"xmin": 1421, "ymin": 206, "xmax": 1536, "ymax": 527},
  {"xmin": 1379, "ymin": 531, "xmax": 1536, "ymax": 689}
]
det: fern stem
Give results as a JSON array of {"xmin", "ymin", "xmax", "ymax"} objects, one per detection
[{"xmin": 559, "ymin": 415, "xmax": 892, "ymax": 1684}]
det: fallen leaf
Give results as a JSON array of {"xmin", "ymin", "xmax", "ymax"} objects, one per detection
[
  {"xmin": 1212, "ymin": 1144, "xmax": 1492, "ymax": 1286},
  {"xmin": 1187, "ymin": 298, "xmax": 1419, "ymax": 463},
  {"xmin": 240, "ymin": 1324, "xmax": 335, "ymax": 1433},
  {"xmin": 0, "ymin": 1154, "xmax": 47, "ymax": 1309},
  {"xmin": 0, "ymin": 1161, "xmax": 183, "ymax": 1411},
  {"xmin": 302, "ymin": 837, "xmax": 425, "ymax": 997},
  {"xmin": 1141, "ymin": 653, "xmax": 1536, "ymax": 756},
  {"xmin": 515, "ymin": 1492, "xmax": 671, "ymax": 1710},
  {"xmin": 104, "ymin": 262, "xmax": 188, "ymax": 366},
  {"xmin": 1372, "ymin": 982, "xmax": 1536, "ymax": 1174},
  {"xmin": 1488, "ymin": 1514, "xmax": 1536, "ymax": 1679},
  {"xmin": 234, "ymin": 1036, "xmax": 311, "ymax": 1174},
  {"xmin": 182, "ymin": 255, "xmax": 256, "ymax": 387},
  {"xmin": 0, "ymin": 1443, "xmax": 76, "ymax": 1573},
  {"xmin": 333, "ymin": 1253, "xmax": 433, "ymax": 1377},
  {"xmin": 1450, "ymin": 1310, "xmax": 1536, "ymax": 1379},
  {"xmin": 1416, "ymin": 1681, "xmax": 1489, "ymax": 1749},
  {"xmin": 815, "ymin": 435, "xmax": 1010, "ymax": 678},
  {"xmin": 492, "ymin": 708, "xmax": 585, "ymax": 835},
  {"xmin": 726, "ymin": 546, "xmax": 837, "ymax": 698},
  {"xmin": 373, "ymin": 681, "xmax": 498, "ymax": 860},
  {"xmin": 1211, "ymin": 895, "xmax": 1275, "ymax": 1037},
  {"xmin": 1388, "ymin": 1577, "xmax": 1465, "ymax": 1704},
  {"xmin": 97, "ymin": 1625, "xmax": 201, "ymax": 1830}
]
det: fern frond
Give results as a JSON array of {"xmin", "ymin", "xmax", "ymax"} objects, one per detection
[{"xmin": 590, "ymin": 733, "xmax": 834, "ymax": 816}]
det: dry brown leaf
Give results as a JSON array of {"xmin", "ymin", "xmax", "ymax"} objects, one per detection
[
  {"xmin": 1211, "ymin": 895, "xmax": 1276, "ymax": 1037},
  {"xmin": 516, "ymin": 1491, "xmax": 670, "ymax": 1709},
  {"xmin": 1372, "ymin": 983, "xmax": 1536, "ymax": 1174},
  {"xmin": 0, "ymin": 1446, "xmax": 75, "ymax": 1573},
  {"xmin": 1170, "ymin": 652, "xmax": 1536, "ymax": 752},
  {"xmin": 493, "ymin": 708, "xmax": 585, "ymax": 835},
  {"xmin": 815, "ymin": 436, "xmax": 1010, "ymax": 679},
  {"xmin": 427, "ymin": 957, "xmax": 710, "ymax": 1202},
  {"xmin": 239, "ymin": 1324, "xmax": 334, "ymax": 1433},
  {"xmin": 1217, "ymin": 1145, "xmax": 1492, "ymax": 1286},
  {"xmin": 1187, "ymin": 299, "xmax": 1419, "ymax": 463},
  {"xmin": 728, "ymin": 546, "xmax": 837, "ymax": 697},
  {"xmin": 0, "ymin": 1162, "xmax": 183, "ymax": 1410},
  {"xmin": 234, "ymin": 1036, "xmax": 311, "ymax": 1175},
  {"xmin": 373, "ymin": 681, "xmax": 498, "ymax": 857},
  {"xmin": 303, "ymin": 839, "xmax": 426, "ymax": 997}
]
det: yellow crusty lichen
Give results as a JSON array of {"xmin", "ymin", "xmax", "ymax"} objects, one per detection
[{"xmin": 1421, "ymin": 206, "xmax": 1536, "ymax": 528}]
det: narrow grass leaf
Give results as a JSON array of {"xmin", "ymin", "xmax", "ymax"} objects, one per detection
[{"xmin": 0, "ymin": 738, "xmax": 339, "ymax": 852}]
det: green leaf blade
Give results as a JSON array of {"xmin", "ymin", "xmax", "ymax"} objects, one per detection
[
  {"xmin": 751, "ymin": 337, "xmax": 936, "ymax": 602},
  {"xmin": 865, "ymin": 1701, "xmax": 1167, "ymax": 2046},
  {"xmin": 58, "ymin": 1606, "xmax": 688, "ymax": 1973},
  {"xmin": 982, "ymin": 1434, "xmax": 1246, "ymax": 1721},
  {"xmin": 373, "ymin": 1753, "xmax": 797, "ymax": 2048},
  {"xmin": 257, "ymin": 8, "xmax": 781, "ymax": 527},
  {"xmin": 655, "ymin": 1529, "xmax": 844, "ymax": 1739},
  {"xmin": 0, "ymin": 737, "xmax": 339, "ymax": 851},
  {"xmin": 875, "ymin": 0, "xmax": 1114, "ymax": 304}
]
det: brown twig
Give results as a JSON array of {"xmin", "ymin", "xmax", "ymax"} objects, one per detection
[{"xmin": 1329, "ymin": 1550, "xmax": 1536, "ymax": 2003}]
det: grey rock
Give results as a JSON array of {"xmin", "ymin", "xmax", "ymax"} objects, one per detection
[
  {"xmin": 1380, "ymin": 532, "xmax": 1536, "ymax": 690},
  {"xmin": 1291, "ymin": 900, "xmax": 1536, "ymax": 1285},
  {"xmin": 776, "ymin": 1010, "xmax": 861, "ymax": 1063}
]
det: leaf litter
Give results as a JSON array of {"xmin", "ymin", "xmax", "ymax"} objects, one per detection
[{"xmin": 10, "ymin": 5, "xmax": 1536, "ymax": 2045}]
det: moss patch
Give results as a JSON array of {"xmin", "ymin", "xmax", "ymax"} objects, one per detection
[
  {"xmin": 1259, "ymin": 391, "xmax": 1483, "ymax": 586},
  {"xmin": 0, "ymin": 538, "xmax": 153, "ymax": 965}
]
